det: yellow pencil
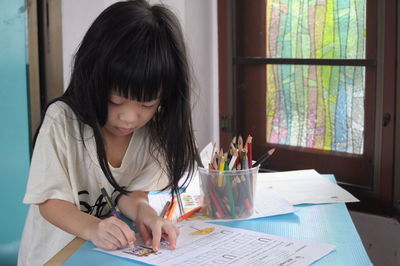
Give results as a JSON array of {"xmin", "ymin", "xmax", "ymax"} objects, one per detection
[{"xmin": 218, "ymin": 155, "xmax": 225, "ymax": 187}]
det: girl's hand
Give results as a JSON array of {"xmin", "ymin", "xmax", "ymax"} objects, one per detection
[
  {"xmin": 135, "ymin": 205, "xmax": 180, "ymax": 251},
  {"xmin": 88, "ymin": 216, "xmax": 136, "ymax": 250}
]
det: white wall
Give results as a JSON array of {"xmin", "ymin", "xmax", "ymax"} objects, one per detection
[{"xmin": 61, "ymin": 0, "xmax": 218, "ymax": 148}]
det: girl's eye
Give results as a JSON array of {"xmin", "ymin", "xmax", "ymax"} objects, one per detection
[
  {"xmin": 142, "ymin": 104, "xmax": 157, "ymax": 109},
  {"xmin": 108, "ymin": 100, "xmax": 122, "ymax": 106}
]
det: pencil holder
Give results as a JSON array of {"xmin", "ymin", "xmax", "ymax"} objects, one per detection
[{"xmin": 198, "ymin": 166, "xmax": 259, "ymax": 219}]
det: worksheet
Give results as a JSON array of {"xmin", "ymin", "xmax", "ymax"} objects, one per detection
[{"xmin": 95, "ymin": 220, "xmax": 335, "ymax": 266}]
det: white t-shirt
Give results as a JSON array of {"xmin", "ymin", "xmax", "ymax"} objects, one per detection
[{"xmin": 18, "ymin": 101, "xmax": 169, "ymax": 266}]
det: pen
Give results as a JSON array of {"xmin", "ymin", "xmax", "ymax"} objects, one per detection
[
  {"xmin": 177, "ymin": 206, "xmax": 202, "ymax": 222},
  {"xmin": 98, "ymin": 183, "xmax": 135, "ymax": 249}
]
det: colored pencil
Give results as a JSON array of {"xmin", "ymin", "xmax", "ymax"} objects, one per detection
[
  {"xmin": 246, "ymin": 135, "xmax": 253, "ymax": 168},
  {"xmin": 217, "ymin": 155, "xmax": 225, "ymax": 186},
  {"xmin": 226, "ymin": 175, "xmax": 236, "ymax": 218},
  {"xmin": 253, "ymin": 148, "xmax": 276, "ymax": 167},
  {"xmin": 98, "ymin": 183, "xmax": 134, "ymax": 249},
  {"xmin": 159, "ymin": 201, "xmax": 170, "ymax": 218},
  {"xmin": 98, "ymin": 183, "xmax": 120, "ymax": 219},
  {"xmin": 177, "ymin": 206, "xmax": 202, "ymax": 222},
  {"xmin": 166, "ymin": 199, "xmax": 178, "ymax": 221}
]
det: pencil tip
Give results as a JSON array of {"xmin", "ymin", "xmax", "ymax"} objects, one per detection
[{"xmin": 268, "ymin": 148, "xmax": 276, "ymax": 155}]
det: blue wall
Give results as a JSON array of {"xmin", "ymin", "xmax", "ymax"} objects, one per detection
[{"xmin": 0, "ymin": 0, "xmax": 30, "ymax": 264}]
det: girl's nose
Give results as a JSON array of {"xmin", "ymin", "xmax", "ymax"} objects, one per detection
[{"xmin": 119, "ymin": 107, "xmax": 139, "ymax": 123}]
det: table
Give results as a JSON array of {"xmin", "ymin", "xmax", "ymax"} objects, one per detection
[{"xmin": 47, "ymin": 175, "xmax": 372, "ymax": 265}]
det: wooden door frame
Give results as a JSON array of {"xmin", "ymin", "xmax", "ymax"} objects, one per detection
[{"xmin": 27, "ymin": 0, "xmax": 41, "ymax": 145}]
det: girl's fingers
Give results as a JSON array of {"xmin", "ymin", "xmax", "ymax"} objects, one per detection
[
  {"xmin": 137, "ymin": 222, "xmax": 152, "ymax": 246},
  {"xmin": 161, "ymin": 223, "xmax": 179, "ymax": 249},
  {"xmin": 103, "ymin": 217, "xmax": 136, "ymax": 248},
  {"xmin": 150, "ymin": 223, "xmax": 163, "ymax": 251},
  {"xmin": 112, "ymin": 218, "xmax": 136, "ymax": 246},
  {"xmin": 102, "ymin": 234, "xmax": 121, "ymax": 250}
]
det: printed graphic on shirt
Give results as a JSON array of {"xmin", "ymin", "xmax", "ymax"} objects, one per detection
[{"xmin": 78, "ymin": 190, "xmax": 110, "ymax": 218}]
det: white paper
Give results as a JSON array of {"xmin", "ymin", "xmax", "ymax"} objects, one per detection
[
  {"xmin": 253, "ymin": 188, "xmax": 296, "ymax": 218},
  {"xmin": 200, "ymin": 141, "xmax": 214, "ymax": 169},
  {"xmin": 95, "ymin": 220, "xmax": 335, "ymax": 265},
  {"xmin": 257, "ymin": 169, "xmax": 359, "ymax": 205}
]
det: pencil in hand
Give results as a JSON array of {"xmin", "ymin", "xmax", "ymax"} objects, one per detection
[
  {"xmin": 98, "ymin": 183, "xmax": 135, "ymax": 248},
  {"xmin": 98, "ymin": 183, "xmax": 120, "ymax": 218}
]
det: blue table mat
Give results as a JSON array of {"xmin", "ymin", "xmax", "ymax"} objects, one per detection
[{"xmin": 63, "ymin": 176, "xmax": 372, "ymax": 266}]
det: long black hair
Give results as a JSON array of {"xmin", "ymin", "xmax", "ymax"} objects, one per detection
[{"xmin": 34, "ymin": 0, "xmax": 197, "ymax": 196}]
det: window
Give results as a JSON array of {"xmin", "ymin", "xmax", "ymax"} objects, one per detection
[{"xmin": 218, "ymin": 0, "xmax": 397, "ymax": 214}]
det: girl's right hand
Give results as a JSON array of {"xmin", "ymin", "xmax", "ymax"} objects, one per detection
[{"xmin": 88, "ymin": 216, "xmax": 136, "ymax": 250}]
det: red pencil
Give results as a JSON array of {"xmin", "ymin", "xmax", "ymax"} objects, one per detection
[{"xmin": 246, "ymin": 135, "xmax": 253, "ymax": 168}]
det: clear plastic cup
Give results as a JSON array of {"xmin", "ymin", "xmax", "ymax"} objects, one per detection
[{"xmin": 198, "ymin": 166, "xmax": 259, "ymax": 219}]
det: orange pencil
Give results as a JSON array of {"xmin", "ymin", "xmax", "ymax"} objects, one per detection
[
  {"xmin": 177, "ymin": 206, "xmax": 202, "ymax": 222},
  {"xmin": 166, "ymin": 199, "xmax": 178, "ymax": 221},
  {"xmin": 159, "ymin": 201, "xmax": 170, "ymax": 218}
]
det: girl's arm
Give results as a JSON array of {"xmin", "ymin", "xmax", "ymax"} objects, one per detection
[
  {"xmin": 117, "ymin": 191, "xmax": 179, "ymax": 250},
  {"xmin": 39, "ymin": 199, "xmax": 136, "ymax": 250}
]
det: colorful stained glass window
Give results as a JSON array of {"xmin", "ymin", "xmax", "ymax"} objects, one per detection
[{"xmin": 265, "ymin": 0, "xmax": 366, "ymax": 154}]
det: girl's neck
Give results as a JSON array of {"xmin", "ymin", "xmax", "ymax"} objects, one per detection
[{"xmin": 102, "ymin": 128, "xmax": 133, "ymax": 168}]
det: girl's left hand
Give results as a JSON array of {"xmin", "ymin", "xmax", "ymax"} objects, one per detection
[{"xmin": 135, "ymin": 205, "xmax": 180, "ymax": 251}]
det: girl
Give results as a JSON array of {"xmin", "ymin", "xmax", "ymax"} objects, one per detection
[{"xmin": 18, "ymin": 0, "xmax": 197, "ymax": 265}]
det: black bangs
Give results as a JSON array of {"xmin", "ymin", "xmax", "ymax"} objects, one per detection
[
  {"xmin": 105, "ymin": 16, "xmax": 177, "ymax": 102},
  {"xmin": 53, "ymin": 0, "xmax": 196, "ymax": 197}
]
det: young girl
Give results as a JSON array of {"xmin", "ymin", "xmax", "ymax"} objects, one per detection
[{"xmin": 18, "ymin": 0, "xmax": 197, "ymax": 264}]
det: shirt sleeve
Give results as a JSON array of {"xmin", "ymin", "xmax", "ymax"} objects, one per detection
[{"xmin": 23, "ymin": 104, "xmax": 75, "ymax": 205}]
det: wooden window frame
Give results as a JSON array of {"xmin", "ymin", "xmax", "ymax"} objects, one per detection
[{"xmin": 218, "ymin": 0, "xmax": 397, "ymax": 216}]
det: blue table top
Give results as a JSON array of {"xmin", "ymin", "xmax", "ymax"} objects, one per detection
[{"xmin": 63, "ymin": 176, "xmax": 372, "ymax": 266}]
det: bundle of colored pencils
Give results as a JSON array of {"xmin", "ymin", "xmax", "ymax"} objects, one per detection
[
  {"xmin": 208, "ymin": 135, "xmax": 253, "ymax": 171},
  {"xmin": 199, "ymin": 135, "xmax": 257, "ymax": 219}
]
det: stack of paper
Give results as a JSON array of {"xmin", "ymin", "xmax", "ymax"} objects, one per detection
[{"xmin": 257, "ymin": 169, "xmax": 359, "ymax": 205}]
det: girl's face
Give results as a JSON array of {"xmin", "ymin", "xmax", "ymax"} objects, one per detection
[{"xmin": 103, "ymin": 93, "xmax": 160, "ymax": 137}]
